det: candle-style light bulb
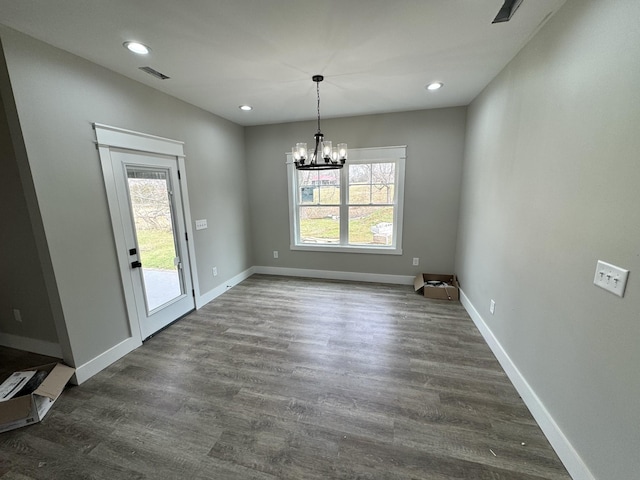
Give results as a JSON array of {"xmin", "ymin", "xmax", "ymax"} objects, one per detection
[{"xmin": 337, "ymin": 143, "xmax": 347, "ymax": 160}]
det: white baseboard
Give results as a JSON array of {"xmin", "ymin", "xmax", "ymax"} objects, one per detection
[
  {"xmin": 73, "ymin": 336, "xmax": 141, "ymax": 385},
  {"xmin": 196, "ymin": 266, "xmax": 255, "ymax": 309},
  {"xmin": 254, "ymin": 266, "xmax": 415, "ymax": 285},
  {"xmin": 0, "ymin": 332, "xmax": 63, "ymax": 358},
  {"xmin": 459, "ymin": 289, "xmax": 595, "ymax": 480},
  {"xmin": 69, "ymin": 267, "xmax": 256, "ymax": 384}
]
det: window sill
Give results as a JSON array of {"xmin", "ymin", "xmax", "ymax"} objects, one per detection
[{"xmin": 290, "ymin": 244, "xmax": 403, "ymax": 255}]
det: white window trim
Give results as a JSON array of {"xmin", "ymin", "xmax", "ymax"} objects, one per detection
[{"xmin": 286, "ymin": 145, "xmax": 406, "ymax": 255}]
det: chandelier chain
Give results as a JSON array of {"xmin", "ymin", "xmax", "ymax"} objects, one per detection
[{"xmin": 316, "ymin": 80, "xmax": 321, "ymax": 134}]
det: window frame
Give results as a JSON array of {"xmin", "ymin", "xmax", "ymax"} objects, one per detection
[{"xmin": 286, "ymin": 146, "xmax": 406, "ymax": 255}]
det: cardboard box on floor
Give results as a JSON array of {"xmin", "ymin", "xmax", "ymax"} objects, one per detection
[
  {"xmin": 0, "ymin": 362, "xmax": 75, "ymax": 434},
  {"xmin": 414, "ymin": 273, "xmax": 459, "ymax": 301}
]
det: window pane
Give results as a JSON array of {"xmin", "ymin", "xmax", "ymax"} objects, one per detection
[
  {"xmin": 299, "ymin": 206, "xmax": 340, "ymax": 244},
  {"xmin": 348, "ymin": 184, "xmax": 371, "ymax": 204},
  {"xmin": 348, "ymin": 164, "xmax": 371, "ymax": 204},
  {"xmin": 371, "ymin": 163, "xmax": 395, "ymax": 204},
  {"xmin": 297, "ymin": 169, "xmax": 340, "ymax": 187},
  {"xmin": 348, "ymin": 206, "xmax": 394, "ymax": 245},
  {"xmin": 298, "ymin": 170, "xmax": 319, "ymax": 187},
  {"xmin": 348, "ymin": 162, "xmax": 395, "ymax": 205},
  {"xmin": 298, "ymin": 170, "xmax": 340, "ymax": 205},
  {"xmin": 349, "ymin": 164, "xmax": 371, "ymax": 184},
  {"xmin": 372, "ymin": 163, "xmax": 395, "ymax": 184},
  {"xmin": 371, "ymin": 184, "xmax": 395, "ymax": 204},
  {"xmin": 318, "ymin": 184, "xmax": 340, "ymax": 204}
]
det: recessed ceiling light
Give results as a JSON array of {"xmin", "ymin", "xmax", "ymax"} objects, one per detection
[
  {"xmin": 426, "ymin": 82, "xmax": 443, "ymax": 91},
  {"xmin": 124, "ymin": 41, "xmax": 150, "ymax": 55},
  {"xmin": 239, "ymin": 105, "xmax": 253, "ymax": 111}
]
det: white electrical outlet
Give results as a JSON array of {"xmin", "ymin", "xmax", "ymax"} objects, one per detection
[
  {"xmin": 273, "ymin": 251, "xmax": 279, "ymax": 259},
  {"xmin": 195, "ymin": 219, "xmax": 208, "ymax": 230},
  {"xmin": 13, "ymin": 309, "xmax": 22, "ymax": 322},
  {"xmin": 212, "ymin": 267, "xmax": 218, "ymax": 277},
  {"xmin": 412, "ymin": 257, "xmax": 419, "ymax": 266},
  {"xmin": 489, "ymin": 300, "xmax": 496, "ymax": 315},
  {"xmin": 594, "ymin": 260, "xmax": 629, "ymax": 297}
]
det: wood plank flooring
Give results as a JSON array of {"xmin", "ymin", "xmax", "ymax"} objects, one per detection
[
  {"xmin": 0, "ymin": 275, "xmax": 572, "ymax": 479},
  {"xmin": 0, "ymin": 348, "xmax": 59, "ymax": 382}
]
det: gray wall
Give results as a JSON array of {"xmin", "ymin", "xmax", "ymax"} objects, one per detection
[
  {"xmin": 4, "ymin": 1, "xmax": 637, "ymax": 475},
  {"xmin": 0, "ymin": 48, "xmax": 59, "ymax": 345},
  {"xmin": 0, "ymin": 26, "xmax": 252, "ymax": 367},
  {"xmin": 455, "ymin": 1, "xmax": 640, "ymax": 478},
  {"xmin": 246, "ymin": 108, "xmax": 466, "ymax": 276}
]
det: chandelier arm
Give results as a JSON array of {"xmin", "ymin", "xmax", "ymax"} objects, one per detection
[{"xmin": 312, "ymin": 133, "xmax": 320, "ymax": 164}]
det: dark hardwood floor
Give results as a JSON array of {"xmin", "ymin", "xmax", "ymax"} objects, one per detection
[
  {"xmin": 0, "ymin": 275, "xmax": 572, "ymax": 479},
  {"xmin": 0, "ymin": 348, "xmax": 60, "ymax": 382}
]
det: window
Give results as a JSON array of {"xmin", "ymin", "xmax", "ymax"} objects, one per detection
[{"xmin": 287, "ymin": 146, "xmax": 406, "ymax": 254}]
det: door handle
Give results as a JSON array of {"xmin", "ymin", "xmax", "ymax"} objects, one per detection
[{"xmin": 131, "ymin": 261, "xmax": 142, "ymax": 269}]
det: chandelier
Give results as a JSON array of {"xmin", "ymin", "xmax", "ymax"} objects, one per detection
[{"xmin": 293, "ymin": 75, "xmax": 347, "ymax": 170}]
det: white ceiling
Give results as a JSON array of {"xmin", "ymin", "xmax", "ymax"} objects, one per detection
[{"xmin": 0, "ymin": 0, "xmax": 566, "ymax": 126}]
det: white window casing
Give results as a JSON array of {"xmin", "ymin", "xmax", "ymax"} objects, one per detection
[{"xmin": 286, "ymin": 146, "xmax": 406, "ymax": 255}]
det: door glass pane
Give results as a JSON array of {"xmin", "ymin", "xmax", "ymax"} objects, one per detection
[{"xmin": 127, "ymin": 167, "xmax": 183, "ymax": 312}]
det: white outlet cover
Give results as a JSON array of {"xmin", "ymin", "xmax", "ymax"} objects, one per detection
[
  {"xmin": 593, "ymin": 260, "xmax": 629, "ymax": 297},
  {"xmin": 195, "ymin": 219, "xmax": 208, "ymax": 230}
]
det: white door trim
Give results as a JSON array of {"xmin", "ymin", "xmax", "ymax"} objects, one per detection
[
  {"xmin": 94, "ymin": 123, "xmax": 200, "ymax": 342},
  {"xmin": 94, "ymin": 123, "xmax": 186, "ymax": 157}
]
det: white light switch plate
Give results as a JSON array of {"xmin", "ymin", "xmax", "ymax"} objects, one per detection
[
  {"xmin": 593, "ymin": 260, "xmax": 629, "ymax": 297},
  {"xmin": 195, "ymin": 219, "xmax": 208, "ymax": 230}
]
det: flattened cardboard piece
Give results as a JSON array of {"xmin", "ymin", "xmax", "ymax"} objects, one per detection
[
  {"xmin": 34, "ymin": 364, "xmax": 75, "ymax": 401},
  {"xmin": 0, "ymin": 362, "xmax": 75, "ymax": 434},
  {"xmin": 0, "ymin": 395, "xmax": 32, "ymax": 425}
]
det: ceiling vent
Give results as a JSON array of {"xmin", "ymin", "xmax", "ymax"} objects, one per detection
[
  {"xmin": 492, "ymin": 0, "xmax": 524, "ymax": 23},
  {"xmin": 138, "ymin": 66, "xmax": 170, "ymax": 80}
]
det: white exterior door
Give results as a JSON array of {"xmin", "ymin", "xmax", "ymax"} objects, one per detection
[
  {"xmin": 111, "ymin": 150, "xmax": 195, "ymax": 339},
  {"xmin": 95, "ymin": 124, "xmax": 197, "ymax": 342}
]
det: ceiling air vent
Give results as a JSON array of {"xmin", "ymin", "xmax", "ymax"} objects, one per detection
[
  {"xmin": 138, "ymin": 66, "xmax": 170, "ymax": 80},
  {"xmin": 492, "ymin": 0, "xmax": 524, "ymax": 23}
]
